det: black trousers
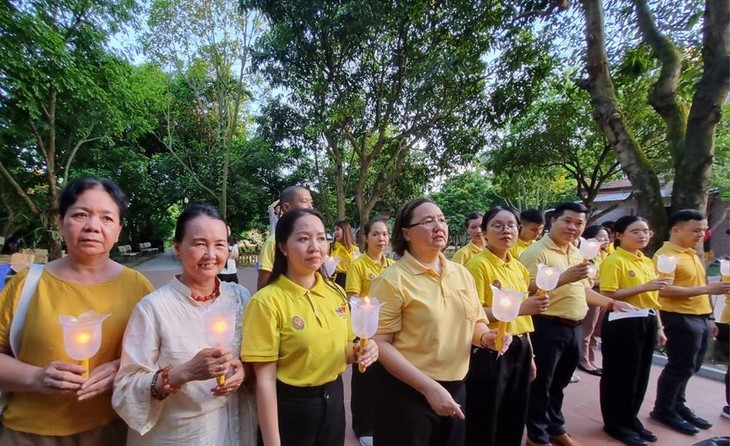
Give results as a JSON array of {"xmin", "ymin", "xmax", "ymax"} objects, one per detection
[
  {"xmin": 465, "ymin": 335, "xmax": 532, "ymax": 446},
  {"xmin": 526, "ymin": 316, "xmax": 581, "ymax": 444},
  {"xmin": 714, "ymin": 321, "xmax": 729, "ymax": 406},
  {"xmin": 351, "ymin": 363, "xmax": 377, "ymax": 437},
  {"xmin": 654, "ymin": 311, "xmax": 710, "ymax": 415},
  {"xmin": 277, "ymin": 376, "xmax": 345, "ymax": 446},
  {"xmin": 373, "ymin": 364, "xmax": 466, "ymax": 446},
  {"xmin": 600, "ymin": 313, "xmax": 657, "ymax": 435}
]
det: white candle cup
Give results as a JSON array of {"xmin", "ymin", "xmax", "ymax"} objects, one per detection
[
  {"xmin": 59, "ymin": 310, "xmax": 111, "ymax": 378},
  {"xmin": 587, "ymin": 263, "xmax": 598, "ymax": 279},
  {"xmin": 200, "ymin": 300, "xmax": 241, "ymax": 385},
  {"xmin": 490, "ymin": 286, "xmax": 525, "ymax": 323},
  {"xmin": 720, "ymin": 259, "xmax": 730, "ymax": 281},
  {"xmin": 579, "ymin": 238, "xmax": 602, "ymax": 262},
  {"xmin": 656, "ymin": 255, "xmax": 678, "ymax": 284},
  {"xmin": 536, "ymin": 264, "xmax": 561, "ymax": 292},
  {"xmin": 350, "ymin": 296, "xmax": 385, "ymax": 373},
  {"xmin": 323, "ymin": 256, "xmax": 340, "ymax": 277}
]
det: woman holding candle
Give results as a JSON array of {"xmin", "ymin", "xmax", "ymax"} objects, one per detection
[
  {"xmin": 242, "ymin": 208, "xmax": 378, "ymax": 446},
  {"xmin": 598, "ymin": 215, "xmax": 668, "ymax": 446},
  {"xmin": 451, "ymin": 212, "xmax": 484, "ymax": 266},
  {"xmin": 368, "ymin": 198, "xmax": 510, "ymax": 446},
  {"xmin": 345, "ymin": 217, "xmax": 394, "ymax": 445},
  {"xmin": 464, "ymin": 206, "xmax": 549, "ymax": 446},
  {"xmin": 577, "ymin": 225, "xmax": 611, "ymax": 377},
  {"xmin": 0, "ymin": 177, "xmax": 154, "ymax": 445},
  {"xmin": 113, "ymin": 204, "xmax": 255, "ymax": 446},
  {"xmin": 330, "ymin": 220, "xmax": 360, "ymax": 288}
]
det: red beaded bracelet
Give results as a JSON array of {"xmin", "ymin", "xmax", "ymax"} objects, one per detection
[
  {"xmin": 150, "ymin": 369, "xmax": 168, "ymax": 401},
  {"xmin": 150, "ymin": 366, "xmax": 181, "ymax": 401}
]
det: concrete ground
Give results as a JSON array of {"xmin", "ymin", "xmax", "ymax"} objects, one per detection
[{"xmin": 133, "ymin": 250, "xmax": 729, "ymax": 446}]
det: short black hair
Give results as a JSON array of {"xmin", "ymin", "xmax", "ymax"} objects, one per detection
[
  {"xmin": 667, "ymin": 209, "xmax": 706, "ymax": 229},
  {"xmin": 464, "ymin": 212, "xmax": 484, "ymax": 228},
  {"xmin": 601, "ymin": 220, "xmax": 615, "ymax": 231},
  {"xmin": 58, "ymin": 177, "xmax": 129, "ymax": 219},
  {"xmin": 520, "ymin": 209, "xmax": 544, "ymax": 225},
  {"xmin": 583, "ymin": 225, "xmax": 607, "ymax": 239},
  {"xmin": 174, "ymin": 204, "xmax": 226, "ymax": 243},
  {"xmin": 551, "ymin": 202, "xmax": 588, "ymax": 220}
]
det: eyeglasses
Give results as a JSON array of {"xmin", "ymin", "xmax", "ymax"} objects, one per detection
[
  {"xmin": 628, "ymin": 229, "xmax": 654, "ymax": 237},
  {"xmin": 406, "ymin": 217, "xmax": 448, "ymax": 229},
  {"xmin": 489, "ymin": 223, "xmax": 519, "ymax": 232}
]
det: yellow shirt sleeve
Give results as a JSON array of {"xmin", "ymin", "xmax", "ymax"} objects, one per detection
[
  {"xmin": 598, "ymin": 256, "xmax": 621, "ymax": 293},
  {"xmin": 345, "ymin": 260, "xmax": 365, "ymax": 295},
  {"xmin": 241, "ymin": 298, "xmax": 280, "ymax": 362},
  {"xmin": 466, "ymin": 259, "xmax": 492, "ymax": 306},
  {"xmin": 369, "ymin": 275, "xmax": 403, "ymax": 334},
  {"xmin": 258, "ymin": 235, "xmax": 276, "ymax": 272}
]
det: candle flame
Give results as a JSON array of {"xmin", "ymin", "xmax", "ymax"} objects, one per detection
[
  {"xmin": 499, "ymin": 297, "xmax": 512, "ymax": 307},
  {"xmin": 212, "ymin": 320, "xmax": 228, "ymax": 333},
  {"xmin": 363, "ymin": 296, "xmax": 371, "ymax": 306},
  {"xmin": 76, "ymin": 332, "xmax": 91, "ymax": 344}
]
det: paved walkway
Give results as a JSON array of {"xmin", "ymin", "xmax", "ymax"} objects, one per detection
[{"xmin": 133, "ymin": 251, "xmax": 729, "ymax": 446}]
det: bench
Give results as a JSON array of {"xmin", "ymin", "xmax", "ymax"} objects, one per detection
[
  {"xmin": 138, "ymin": 242, "xmax": 159, "ymax": 254},
  {"xmin": 118, "ymin": 245, "xmax": 139, "ymax": 258}
]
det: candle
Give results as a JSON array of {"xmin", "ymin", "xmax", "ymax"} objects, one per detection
[
  {"xmin": 490, "ymin": 286, "xmax": 525, "ymax": 353},
  {"xmin": 579, "ymin": 238, "xmax": 602, "ymax": 263},
  {"xmin": 350, "ymin": 296, "xmax": 384, "ymax": 373},
  {"xmin": 536, "ymin": 264, "xmax": 561, "ymax": 295},
  {"xmin": 59, "ymin": 311, "xmax": 111, "ymax": 379},
  {"xmin": 200, "ymin": 301, "xmax": 240, "ymax": 386},
  {"xmin": 656, "ymin": 255, "xmax": 678, "ymax": 284},
  {"xmin": 323, "ymin": 256, "xmax": 340, "ymax": 277},
  {"xmin": 720, "ymin": 259, "xmax": 729, "ymax": 283}
]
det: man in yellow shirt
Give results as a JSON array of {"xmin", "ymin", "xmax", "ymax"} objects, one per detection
[
  {"xmin": 649, "ymin": 210, "xmax": 730, "ymax": 435},
  {"xmin": 511, "ymin": 209, "xmax": 544, "ymax": 259},
  {"xmin": 520, "ymin": 203, "xmax": 634, "ymax": 446},
  {"xmin": 451, "ymin": 212, "xmax": 484, "ymax": 265},
  {"xmin": 256, "ymin": 186, "xmax": 313, "ymax": 290}
]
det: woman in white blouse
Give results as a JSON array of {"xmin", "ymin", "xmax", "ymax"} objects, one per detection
[{"xmin": 113, "ymin": 204, "xmax": 255, "ymax": 445}]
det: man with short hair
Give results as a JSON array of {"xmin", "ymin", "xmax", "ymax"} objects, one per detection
[
  {"xmin": 649, "ymin": 209, "xmax": 730, "ymax": 435},
  {"xmin": 511, "ymin": 209, "xmax": 544, "ymax": 259},
  {"xmin": 521, "ymin": 202, "xmax": 635, "ymax": 446},
  {"xmin": 256, "ymin": 186, "xmax": 313, "ymax": 290}
]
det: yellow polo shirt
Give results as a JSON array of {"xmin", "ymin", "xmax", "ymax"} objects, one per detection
[
  {"xmin": 519, "ymin": 235, "xmax": 591, "ymax": 321},
  {"xmin": 242, "ymin": 273, "xmax": 353, "ymax": 387},
  {"xmin": 330, "ymin": 241, "xmax": 360, "ymax": 274},
  {"xmin": 653, "ymin": 242, "xmax": 712, "ymax": 315},
  {"xmin": 511, "ymin": 238, "xmax": 534, "ymax": 260},
  {"xmin": 451, "ymin": 242, "xmax": 483, "ymax": 266},
  {"xmin": 345, "ymin": 253, "xmax": 394, "ymax": 297},
  {"xmin": 599, "ymin": 247, "xmax": 660, "ymax": 309},
  {"xmin": 465, "ymin": 249, "xmax": 534, "ymax": 335},
  {"xmin": 721, "ymin": 295, "xmax": 729, "ymax": 324},
  {"xmin": 258, "ymin": 234, "xmax": 276, "ymax": 272},
  {"xmin": 0, "ymin": 267, "xmax": 154, "ymax": 436},
  {"xmin": 369, "ymin": 251, "xmax": 488, "ymax": 382}
]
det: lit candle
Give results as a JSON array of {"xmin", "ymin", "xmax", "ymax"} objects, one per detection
[
  {"xmin": 720, "ymin": 259, "xmax": 729, "ymax": 283},
  {"xmin": 579, "ymin": 238, "xmax": 602, "ymax": 263},
  {"xmin": 323, "ymin": 256, "xmax": 340, "ymax": 278},
  {"xmin": 200, "ymin": 301, "xmax": 239, "ymax": 386},
  {"xmin": 350, "ymin": 296, "xmax": 384, "ymax": 373},
  {"xmin": 536, "ymin": 264, "xmax": 561, "ymax": 295},
  {"xmin": 490, "ymin": 286, "xmax": 525, "ymax": 353},
  {"xmin": 59, "ymin": 311, "xmax": 110, "ymax": 379},
  {"xmin": 656, "ymin": 255, "xmax": 678, "ymax": 284}
]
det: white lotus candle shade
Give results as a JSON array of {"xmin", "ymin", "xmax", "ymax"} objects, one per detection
[
  {"xmin": 200, "ymin": 300, "xmax": 240, "ymax": 385},
  {"xmin": 490, "ymin": 286, "xmax": 526, "ymax": 353},
  {"xmin": 323, "ymin": 256, "xmax": 340, "ymax": 277},
  {"xmin": 579, "ymin": 238, "xmax": 602, "ymax": 263},
  {"xmin": 719, "ymin": 259, "xmax": 729, "ymax": 283},
  {"xmin": 58, "ymin": 310, "xmax": 111, "ymax": 379},
  {"xmin": 656, "ymin": 255, "xmax": 679, "ymax": 284},
  {"xmin": 536, "ymin": 264, "xmax": 561, "ymax": 294},
  {"xmin": 350, "ymin": 296, "xmax": 384, "ymax": 372}
]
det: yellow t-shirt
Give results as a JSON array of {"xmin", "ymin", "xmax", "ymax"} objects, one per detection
[
  {"xmin": 369, "ymin": 251, "xmax": 488, "ymax": 382},
  {"xmin": 451, "ymin": 242, "xmax": 483, "ymax": 266},
  {"xmin": 330, "ymin": 241, "xmax": 360, "ymax": 273},
  {"xmin": 345, "ymin": 253, "xmax": 394, "ymax": 297},
  {"xmin": 510, "ymin": 238, "xmax": 534, "ymax": 260},
  {"xmin": 241, "ymin": 273, "xmax": 353, "ymax": 387},
  {"xmin": 258, "ymin": 234, "xmax": 276, "ymax": 272},
  {"xmin": 465, "ymin": 249, "xmax": 534, "ymax": 335},
  {"xmin": 721, "ymin": 294, "xmax": 729, "ymax": 324},
  {"xmin": 0, "ymin": 267, "xmax": 154, "ymax": 435},
  {"xmin": 653, "ymin": 242, "xmax": 712, "ymax": 315},
  {"xmin": 519, "ymin": 235, "xmax": 591, "ymax": 321},
  {"xmin": 599, "ymin": 247, "xmax": 660, "ymax": 309}
]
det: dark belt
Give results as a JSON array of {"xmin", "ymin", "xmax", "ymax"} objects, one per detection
[
  {"xmin": 276, "ymin": 375, "xmax": 342, "ymax": 397},
  {"xmin": 539, "ymin": 314, "xmax": 583, "ymax": 328}
]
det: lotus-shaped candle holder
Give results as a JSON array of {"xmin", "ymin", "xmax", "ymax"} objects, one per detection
[
  {"xmin": 656, "ymin": 255, "xmax": 678, "ymax": 284},
  {"xmin": 490, "ymin": 286, "xmax": 526, "ymax": 352},
  {"xmin": 350, "ymin": 296, "xmax": 384, "ymax": 372},
  {"xmin": 579, "ymin": 238, "xmax": 602, "ymax": 262},
  {"xmin": 200, "ymin": 300, "xmax": 240, "ymax": 385},
  {"xmin": 323, "ymin": 256, "xmax": 340, "ymax": 277},
  {"xmin": 720, "ymin": 259, "xmax": 729, "ymax": 282},
  {"xmin": 536, "ymin": 264, "xmax": 561, "ymax": 293},
  {"xmin": 58, "ymin": 310, "xmax": 111, "ymax": 379}
]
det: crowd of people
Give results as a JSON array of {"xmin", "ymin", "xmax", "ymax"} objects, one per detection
[{"xmin": 0, "ymin": 178, "xmax": 728, "ymax": 446}]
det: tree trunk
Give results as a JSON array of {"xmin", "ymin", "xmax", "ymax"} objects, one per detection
[
  {"xmin": 578, "ymin": 0, "xmax": 668, "ymax": 250},
  {"xmin": 672, "ymin": 0, "xmax": 729, "ymax": 213}
]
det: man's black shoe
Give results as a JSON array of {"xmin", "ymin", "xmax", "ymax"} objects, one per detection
[
  {"xmin": 635, "ymin": 427, "xmax": 657, "ymax": 443},
  {"xmin": 677, "ymin": 406, "xmax": 712, "ymax": 429},
  {"xmin": 603, "ymin": 426, "xmax": 647, "ymax": 446},
  {"xmin": 649, "ymin": 410, "xmax": 699, "ymax": 435}
]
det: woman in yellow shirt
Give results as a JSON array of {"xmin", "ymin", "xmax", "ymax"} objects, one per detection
[
  {"xmin": 330, "ymin": 220, "xmax": 360, "ymax": 288},
  {"xmin": 345, "ymin": 218, "xmax": 394, "ymax": 445},
  {"xmin": 0, "ymin": 178, "xmax": 154, "ymax": 445},
  {"xmin": 242, "ymin": 209, "xmax": 378, "ymax": 446},
  {"xmin": 598, "ymin": 215, "xmax": 669, "ymax": 445},
  {"xmin": 464, "ymin": 206, "xmax": 549, "ymax": 446}
]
